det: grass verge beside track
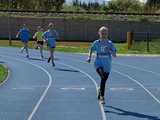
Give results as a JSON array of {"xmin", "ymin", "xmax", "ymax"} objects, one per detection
[
  {"xmin": 0, "ymin": 40, "xmax": 127, "ymax": 53},
  {"xmin": 0, "ymin": 40, "xmax": 160, "ymax": 54},
  {"xmin": 0, "ymin": 64, "xmax": 8, "ymax": 84}
]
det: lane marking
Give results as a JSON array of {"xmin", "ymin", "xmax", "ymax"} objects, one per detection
[
  {"xmin": 55, "ymin": 56, "xmax": 160, "ymax": 107},
  {"xmin": 12, "ymin": 87, "xmax": 34, "ymax": 90},
  {"xmin": 0, "ymin": 49, "xmax": 106, "ymax": 120},
  {"xmin": 56, "ymin": 56, "xmax": 160, "ymax": 104},
  {"xmin": 0, "ymin": 53, "xmax": 53, "ymax": 120},
  {"xmin": 57, "ymin": 62, "xmax": 107, "ymax": 120},
  {"xmin": 113, "ymin": 62, "xmax": 160, "ymax": 77},
  {"xmin": 61, "ymin": 87, "xmax": 85, "ymax": 90},
  {"xmin": 110, "ymin": 87, "xmax": 134, "ymax": 91},
  {"xmin": 113, "ymin": 70, "xmax": 160, "ymax": 104},
  {"xmin": 3, "ymin": 48, "xmax": 160, "ymax": 118}
]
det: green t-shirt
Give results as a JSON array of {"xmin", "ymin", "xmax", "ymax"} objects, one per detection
[{"xmin": 34, "ymin": 31, "xmax": 44, "ymax": 41}]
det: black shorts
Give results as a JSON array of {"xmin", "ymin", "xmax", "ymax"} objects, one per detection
[{"xmin": 37, "ymin": 41, "xmax": 44, "ymax": 45}]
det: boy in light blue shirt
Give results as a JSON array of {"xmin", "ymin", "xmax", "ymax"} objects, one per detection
[
  {"xmin": 87, "ymin": 26, "xmax": 117, "ymax": 104},
  {"xmin": 43, "ymin": 22, "xmax": 58, "ymax": 66},
  {"xmin": 16, "ymin": 24, "xmax": 30, "ymax": 58}
]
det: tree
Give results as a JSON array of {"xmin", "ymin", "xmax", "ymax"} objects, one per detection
[
  {"xmin": 103, "ymin": 0, "xmax": 144, "ymax": 12},
  {"xmin": 146, "ymin": 0, "xmax": 160, "ymax": 11},
  {"xmin": 146, "ymin": 0, "xmax": 160, "ymax": 6},
  {"xmin": 73, "ymin": 0, "xmax": 79, "ymax": 7},
  {"xmin": 37, "ymin": 0, "xmax": 65, "ymax": 11},
  {"xmin": 0, "ymin": 0, "xmax": 65, "ymax": 11},
  {"xmin": 54, "ymin": 0, "xmax": 65, "ymax": 11}
]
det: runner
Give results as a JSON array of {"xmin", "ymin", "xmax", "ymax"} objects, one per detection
[
  {"xmin": 87, "ymin": 26, "xmax": 117, "ymax": 104},
  {"xmin": 33, "ymin": 26, "xmax": 44, "ymax": 59},
  {"xmin": 43, "ymin": 22, "xmax": 58, "ymax": 66},
  {"xmin": 16, "ymin": 24, "xmax": 30, "ymax": 58}
]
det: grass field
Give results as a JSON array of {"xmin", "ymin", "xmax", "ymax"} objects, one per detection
[
  {"xmin": 0, "ymin": 40, "xmax": 127, "ymax": 53},
  {"xmin": 0, "ymin": 64, "xmax": 8, "ymax": 84},
  {"xmin": 130, "ymin": 40, "xmax": 160, "ymax": 54},
  {"xmin": 0, "ymin": 40, "xmax": 160, "ymax": 54}
]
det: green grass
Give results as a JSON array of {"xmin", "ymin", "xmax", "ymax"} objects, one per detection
[
  {"xmin": 2, "ymin": 12, "xmax": 160, "ymax": 21},
  {"xmin": 0, "ymin": 40, "xmax": 160, "ymax": 54},
  {"xmin": 129, "ymin": 40, "xmax": 160, "ymax": 54},
  {"xmin": 0, "ymin": 64, "xmax": 8, "ymax": 84}
]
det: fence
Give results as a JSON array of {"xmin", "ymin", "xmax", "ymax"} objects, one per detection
[
  {"xmin": 131, "ymin": 32, "xmax": 160, "ymax": 53},
  {"xmin": 1, "ymin": 10, "xmax": 160, "ymax": 44}
]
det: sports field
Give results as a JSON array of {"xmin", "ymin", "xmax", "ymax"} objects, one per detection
[{"xmin": 0, "ymin": 47, "xmax": 159, "ymax": 120}]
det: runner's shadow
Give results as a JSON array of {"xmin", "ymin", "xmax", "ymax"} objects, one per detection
[
  {"xmin": 55, "ymin": 67, "xmax": 79, "ymax": 73},
  {"xmin": 105, "ymin": 106, "xmax": 160, "ymax": 120},
  {"xmin": 29, "ymin": 57, "xmax": 45, "ymax": 61},
  {"xmin": 44, "ymin": 57, "xmax": 59, "ymax": 61}
]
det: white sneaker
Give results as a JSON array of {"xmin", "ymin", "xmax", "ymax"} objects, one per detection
[
  {"xmin": 99, "ymin": 96, "xmax": 105, "ymax": 104},
  {"xmin": 26, "ymin": 55, "xmax": 29, "ymax": 58}
]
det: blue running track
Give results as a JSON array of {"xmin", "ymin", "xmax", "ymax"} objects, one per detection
[{"xmin": 0, "ymin": 47, "xmax": 160, "ymax": 120}]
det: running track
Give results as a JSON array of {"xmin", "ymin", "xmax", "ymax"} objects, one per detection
[{"xmin": 0, "ymin": 47, "xmax": 160, "ymax": 120}]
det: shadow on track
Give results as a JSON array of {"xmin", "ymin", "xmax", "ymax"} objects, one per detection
[
  {"xmin": 28, "ymin": 57, "xmax": 45, "ymax": 61},
  {"xmin": 0, "ymin": 61, "xmax": 5, "ymax": 63},
  {"xmin": 55, "ymin": 67, "xmax": 79, "ymax": 73},
  {"xmin": 105, "ymin": 106, "xmax": 160, "ymax": 120}
]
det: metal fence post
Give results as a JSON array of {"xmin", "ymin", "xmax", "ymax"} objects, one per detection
[
  {"xmin": 7, "ymin": 1, "xmax": 12, "ymax": 46},
  {"xmin": 146, "ymin": 32, "xmax": 150, "ymax": 52},
  {"xmin": 127, "ymin": 31, "xmax": 133, "ymax": 49}
]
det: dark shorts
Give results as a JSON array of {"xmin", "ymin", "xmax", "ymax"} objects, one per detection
[
  {"xmin": 22, "ymin": 41, "xmax": 28, "ymax": 43},
  {"xmin": 49, "ymin": 46, "xmax": 56, "ymax": 49},
  {"xmin": 21, "ymin": 39, "xmax": 29, "ymax": 43},
  {"xmin": 37, "ymin": 41, "xmax": 44, "ymax": 45}
]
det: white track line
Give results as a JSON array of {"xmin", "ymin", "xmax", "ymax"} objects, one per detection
[
  {"xmin": 0, "ymin": 54, "xmax": 52, "ymax": 120},
  {"xmin": 113, "ymin": 62, "xmax": 160, "ymax": 76},
  {"xmin": 57, "ymin": 57, "xmax": 160, "ymax": 105},
  {"xmin": 0, "ymin": 50, "xmax": 105, "ymax": 120},
  {"xmin": 57, "ymin": 61, "xmax": 106, "ymax": 120},
  {"xmin": 113, "ymin": 70, "xmax": 160, "ymax": 104}
]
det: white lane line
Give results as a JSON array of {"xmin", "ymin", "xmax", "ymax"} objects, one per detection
[
  {"xmin": 0, "ymin": 54, "xmax": 53, "ymax": 120},
  {"xmin": 110, "ymin": 87, "xmax": 134, "ymax": 91},
  {"xmin": 61, "ymin": 87, "xmax": 85, "ymax": 90},
  {"xmin": 58, "ymin": 54, "xmax": 160, "ymax": 77},
  {"xmin": 113, "ymin": 70, "xmax": 160, "ymax": 104},
  {"xmin": 56, "ymin": 57, "xmax": 160, "ymax": 106},
  {"xmin": 57, "ymin": 61, "xmax": 106, "ymax": 120},
  {"xmin": 12, "ymin": 87, "xmax": 34, "ymax": 90},
  {"xmin": 57, "ymin": 56, "xmax": 160, "ymax": 103},
  {"xmin": 113, "ymin": 62, "xmax": 160, "ymax": 77},
  {"xmin": 1, "ymin": 50, "xmax": 106, "ymax": 120}
]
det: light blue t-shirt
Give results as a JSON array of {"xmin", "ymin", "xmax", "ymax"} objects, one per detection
[
  {"xmin": 43, "ymin": 29, "xmax": 58, "ymax": 48},
  {"xmin": 91, "ymin": 39, "xmax": 116, "ymax": 73},
  {"xmin": 18, "ymin": 27, "xmax": 30, "ymax": 42}
]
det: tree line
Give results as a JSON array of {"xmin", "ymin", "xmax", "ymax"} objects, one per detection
[
  {"xmin": 0, "ymin": 0, "xmax": 160, "ymax": 12},
  {"xmin": 0, "ymin": 0, "xmax": 65, "ymax": 11}
]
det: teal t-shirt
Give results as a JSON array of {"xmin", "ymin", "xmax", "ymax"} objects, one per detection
[
  {"xmin": 19, "ymin": 27, "xmax": 30, "ymax": 42},
  {"xmin": 43, "ymin": 29, "xmax": 58, "ymax": 48},
  {"xmin": 91, "ymin": 39, "xmax": 116, "ymax": 73}
]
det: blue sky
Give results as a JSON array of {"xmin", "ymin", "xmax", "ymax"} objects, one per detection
[
  {"xmin": 65, "ymin": 0, "xmax": 108, "ymax": 4},
  {"xmin": 65, "ymin": 0, "xmax": 146, "ymax": 4}
]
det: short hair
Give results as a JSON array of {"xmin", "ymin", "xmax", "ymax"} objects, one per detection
[
  {"xmin": 37, "ymin": 26, "xmax": 41, "ymax": 29},
  {"xmin": 99, "ymin": 26, "xmax": 108, "ymax": 32},
  {"xmin": 22, "ymin": 24, "xmax": 26, "ymax": 28},
  {"xmin": 48, "ymin": 22, "xmax": 54, "ymax": 29}
]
